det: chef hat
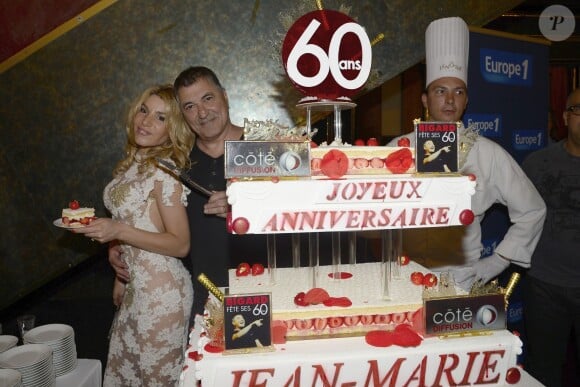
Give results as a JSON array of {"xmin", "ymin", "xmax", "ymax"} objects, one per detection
[{"xmin": 425, "ymin": 17, "xmax": 469, "ymax": 87}]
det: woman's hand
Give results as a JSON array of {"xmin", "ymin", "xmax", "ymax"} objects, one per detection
[{"xmin": 72, "ymin": 217, "xmax": 122, "ymax": 243}]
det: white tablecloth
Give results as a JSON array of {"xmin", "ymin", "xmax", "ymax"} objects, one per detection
[{"xmin": 56, "ymin": 359, "xmax": 101, "ymax": 387}]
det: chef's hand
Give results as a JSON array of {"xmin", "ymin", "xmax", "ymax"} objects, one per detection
[
  {"xmin": 472, "ymin": 253, "xmax": 510, "ymax": 284},
  {"xmin": 204, "ymin": 191, "xmax": 229, "ymax": 218},
  {"xmin": 451, "ymin": 253, "xmax": 510, "ymax": 291}
]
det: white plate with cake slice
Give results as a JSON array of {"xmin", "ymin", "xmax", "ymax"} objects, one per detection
[{"xmin": 53, "ymin": 219, "xmax": 86, "ymax": 229}]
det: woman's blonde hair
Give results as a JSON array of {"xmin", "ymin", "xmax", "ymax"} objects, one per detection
[{"xmin": 114, "ymin": 85, "xmax": 194, "ymax": 176}]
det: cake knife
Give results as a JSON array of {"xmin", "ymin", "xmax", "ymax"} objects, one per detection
[{"xmin": 156, "ymin": 158, "xmax": 213, "ymax": 197}]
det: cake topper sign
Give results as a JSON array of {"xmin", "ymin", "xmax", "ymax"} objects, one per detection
[{"xmin": 281, "ymin": 9, "xmax": 372, "ymax": 100}]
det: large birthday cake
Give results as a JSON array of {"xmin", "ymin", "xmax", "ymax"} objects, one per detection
[{"xmin": 181, "ymin": 326, "xmax": 525, "ymax": 386}]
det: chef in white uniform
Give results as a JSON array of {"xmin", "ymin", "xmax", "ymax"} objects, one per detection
[{"xmin": 388, "ymin": 17, "xmax": 546, "ymax": 289}]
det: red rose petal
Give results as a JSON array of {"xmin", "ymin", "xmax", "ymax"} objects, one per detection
[
  {"xmin": 320, "ymin": 149, "xmax": 349, "ymax": 179},
  {"xmin": 304, "ymin": 288, "xmax": 331, "ymax": 305},
  {"xmin": 204, "ymin": 343, "xmax": 223, "ymax": 353},
  {"xmin": 385, "ymin": 148, "xmax": 414, "ymax": 174},
  {"xmin": 323, "ymin": 296, "xmax": 352, "ymax": 307},
  {"xmin": 271, "ymin": 320, "xmax": 287, "ymax": 344},
  {"xmin": 294, "ymin": 291, "xmax": 308, "ymax": 306},
  {"xmin": 397, "ymin": 137, "xmax": 411, "ymax": 147},
  {"xmin": 365, "ymin": 330, "xmax": 394, "ymax": 347},
  {"xmin": 393, "ymin": 324, "xmax": 423, "ymax": 347}
]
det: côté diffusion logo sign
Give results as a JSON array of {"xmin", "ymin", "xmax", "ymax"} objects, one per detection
[
  {"xmin": 479, "ymin": 48, "xmax": 533, "ymax": 87},
  {"xmin": 424, "ymin": 294, "xmax": 506, "ymax": 336},
  {"xmin": 464, "ymin": 114, "xmax": 503, "ymax": 138}
]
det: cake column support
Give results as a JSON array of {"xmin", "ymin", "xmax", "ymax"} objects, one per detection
[
  {"xmin": 292, "ymin": 234, "xmax": 301, "ymax": 268},
  {"xmin": 267, "ymin": 234, "xmax": 277, "ymax": 284},
  {"xmin": 348, "ymin": 232, "xmax": 357, "ymax": 265},
  {"xmin": 306, "ymin": 107, "xmax": 312, "ymax": 138},
  {"xmin": 392, "ymin": 229, "xmax": 402, "ymax": 279},
  {"xmin": 331, "ymin": 232, "xmax": 341, "ymax": 279},
  {"xmin": 333, "ymin": 104, "xmax": 342, "ymax": 142},
  {"xmin": 308, "ymin": 233, "xmax": 319, "ymax": 288},
  {"xmin": 381, "ymin": 230, "xmax": 392, "ymax": 299}
]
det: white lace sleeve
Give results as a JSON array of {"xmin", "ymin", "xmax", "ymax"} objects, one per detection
[{"xmin": 154, "ymin": 168, "xmax": 191, "ymax": 207}]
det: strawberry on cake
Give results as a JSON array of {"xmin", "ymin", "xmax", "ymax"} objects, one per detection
[{"xmin": 61, "ymin": 200, "xmax": 95, "ymax": 227}]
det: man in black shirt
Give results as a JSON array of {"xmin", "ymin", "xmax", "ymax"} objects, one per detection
[{"xmin": 173, "ymin": 66, "xmax": 268, "ymax": 317}]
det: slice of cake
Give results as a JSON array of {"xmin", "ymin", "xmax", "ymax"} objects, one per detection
[{"xmin": 61, "ymin": 200, "xmax": 95, "ymax": 226}]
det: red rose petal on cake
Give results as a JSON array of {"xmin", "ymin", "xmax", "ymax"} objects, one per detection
[
  {"xmin": 385, "ymin": 148, "xmax": 414, "ymax": 174},
  {"xmin": 323, "ymin": 297, "xmax": 352, "ymax": 307},
  {"xmin": 188, "ymin": 351, "xmax": 203, "ymax": 361},
  {"xmin": 365, "ymin": 330, "xmax": 394, "ymax": 347},
  {"xmin": 294, "ymin": 291, "xmax": 308, "ymax": 306},
  {"xmin": 271, "ymin": 320, "xmax": 287, "ymax": 344},
  {"xmin": 328, "ymin": 271, "xmax": 353, "ymax": 279},
  {"xmin": 320, "ymin": 149, "xmax": 349, "ymax": 179},
  {"xmin": 397, "ymin": 137, "xmax": 411, "ymax": 147},
  {"xmin": 304, "ymin": 288, "xmax": 331, "ymax": 305},
  {"xmin": 393, "ymin": 324, "xmax": 423, "ymax": 347},
  {"xmin": 204, "ymin": 343, "xmax": 224, "ymax": 353}
]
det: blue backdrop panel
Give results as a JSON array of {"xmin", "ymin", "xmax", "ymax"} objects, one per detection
[{"xmin": 463, "ymin": 29, "xmax": 549, "ymax": 358}]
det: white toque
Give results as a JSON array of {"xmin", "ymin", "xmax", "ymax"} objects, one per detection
[{"xmin": 425, "ymin": 17, "xmax": 469, "ymax": 87}]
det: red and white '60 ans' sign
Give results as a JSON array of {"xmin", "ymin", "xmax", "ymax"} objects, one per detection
[{"xmin": 282, "ymin": 9, "xmax": 372, "ymax": 100}]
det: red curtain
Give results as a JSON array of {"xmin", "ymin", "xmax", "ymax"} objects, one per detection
[{"xmin": 549, "ymin": 66, "xmax": 570, "ymax": 141}]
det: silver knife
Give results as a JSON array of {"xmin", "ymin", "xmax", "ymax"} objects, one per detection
[{"xmin": 156, "ymin": 158, "xmax": 213, "ymax": 197}]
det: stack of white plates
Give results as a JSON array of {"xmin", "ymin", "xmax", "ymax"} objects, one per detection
[
  {"xmin": 0, "ymin": 344, "xmax": 55, "ymax": 387},
  {"xmin": 23, "ymin": 324, "xmax": 77, "ymax": 377},
  {"xmin": 0, "ymin": 368, "xmax": 23, "ymax": 387},
  {"xmin": 0, "ymin": 336, "xmax": 18, "ymax": 354}
]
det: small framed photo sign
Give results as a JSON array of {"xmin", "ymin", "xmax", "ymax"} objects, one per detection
[
  {"xmin": 415, "ymin": 121, "xmax": 459, "ymax": 173},
  {"xmin": 223, "ymin": 293, "xmax": 273, "ymax": 353}
]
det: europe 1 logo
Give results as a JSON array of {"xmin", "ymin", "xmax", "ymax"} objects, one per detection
[{"xmin": 281, "ymin": 9, "xmax": 372, "ymax": 100}]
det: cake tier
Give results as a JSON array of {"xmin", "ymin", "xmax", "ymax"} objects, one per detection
[
  {"xmin": 227, "ymin": 175, "xmax": 476, "ymax": 234},
  {"xmin": 311, "ymin": 146, "xmax": 416, "ymax": 176},
  {"xmin": 181, "ymin": 327, "xmax": 526, "ymax": 387},
  {"xmin": 228, "ymin": 262, "xmax": 462, "ymax": 338}
]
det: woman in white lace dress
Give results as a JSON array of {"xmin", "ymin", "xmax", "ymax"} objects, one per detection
[{"xmin": 74, "ymin": 84, "xmax": 194, "ymax": 386}]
